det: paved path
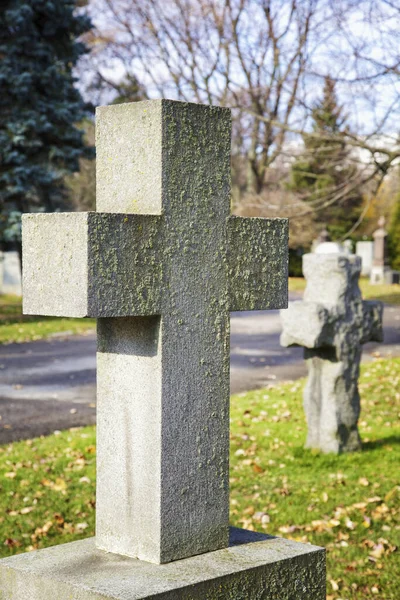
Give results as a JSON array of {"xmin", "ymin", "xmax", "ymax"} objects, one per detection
[
  {"xmin": 0, "ymin": 303, "xmax": 399, "ymax": 442},
  {"xmin": 230, "ymin": 303, "xmax": 400, "ymax": 392},
  {"xmin": 0, "ymin": 332, "xmax": 96, "ymax": 442}
]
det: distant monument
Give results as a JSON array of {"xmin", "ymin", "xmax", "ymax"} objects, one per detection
[
  {"xmin": 312, "ymin": 227, "xmax": 329, "ymax": 252},
  {"xmin": 356, "ymin": 240, "xmax": 373, "ymax": 276},
  {"xmin": 0, "ymin": 250, "xmax": 22, "ymax": 295},
  {"xmin": 281, "ymin": 252, "xmax": 383, "ymax": 454},
  {"xmin": 370, "ymin": 216, "xmax": 399, "ymax": 284},
  {"xmin": 342, "ymin": 239, "xmax": 353, "ymax": 255},
  {"xmin": 312, "ymin": 227, "xmax": 344, "ymax": 255}
]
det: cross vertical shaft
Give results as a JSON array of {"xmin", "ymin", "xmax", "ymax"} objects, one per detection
[{"xmin": 95, "ymin": 101, "xmax": 231, "ymax": 563}]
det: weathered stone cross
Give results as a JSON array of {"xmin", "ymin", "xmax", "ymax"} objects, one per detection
[
  {"xmin": 281, "ymin": 252, "xmax": 383, "ymax": 454},
  {"xmin": 23, "ymin": 100, "xmax": 288, "ymax": 564}
]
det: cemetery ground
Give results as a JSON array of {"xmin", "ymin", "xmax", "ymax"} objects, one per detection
[
  {"xmin": 0, "ymin": 358, "xmax": 398, "ymax": 599},
  {"xmin": 0, "ymin": 286, "xmax": 399, "ymax": 442},
  {"xmin": 0, "ymin": 294, "xmax": 95, "ymax": 344}
]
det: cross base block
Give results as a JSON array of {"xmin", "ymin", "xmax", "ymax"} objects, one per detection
[{"xmin": 0, "ymin": 529, "xmax": 325, "ymax": 599}]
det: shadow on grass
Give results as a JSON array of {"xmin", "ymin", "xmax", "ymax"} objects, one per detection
[
  {"xmin": 362, "ymin": 435, "xmax": 400, "ymax": 451},
  {"xmin": 0, "ymin": 315, "xmax": 49, "ymax": 324},
  {"xmin": 291, "ymin": 436, "xmax": 400, "ymax": 463}
]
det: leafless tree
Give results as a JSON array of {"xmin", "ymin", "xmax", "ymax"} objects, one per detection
[
  {"xmin": 79, "ymin": 0, "xmax": 400, "ymax": 240},
  {"xmin": 64, "ymin": 120, "xmax": 96, "ymax": 211}
]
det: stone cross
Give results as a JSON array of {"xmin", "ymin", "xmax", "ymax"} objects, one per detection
[
  {"xmin": 22, "ymin": 100, "xmax": 288, "ymax": 564},
  {"xmin": 281, "ymin": 253, "xmax": 383, "ymax": 454}
]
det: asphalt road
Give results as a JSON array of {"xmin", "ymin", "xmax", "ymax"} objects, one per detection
[{"xmin": 0, "ymin": 303, "xmax": 399, "ymax": 443}]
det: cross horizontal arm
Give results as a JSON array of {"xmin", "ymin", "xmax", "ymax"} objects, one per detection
[
  {"xmin": 88, "ymin": 213, "xmax": 163, "ymax": 317},
  {"xmin": 22, "ymin": 213, "xmax": 163, "ymax": 318},
  {"xmin": 228, "ymin": 216, "xmax": 289, "ymax": 312},
  {"xmin": 280, "ymin": 302, "xmax": 334, "ymax": 349}
]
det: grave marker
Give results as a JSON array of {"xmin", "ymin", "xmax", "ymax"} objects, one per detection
[
  {"xmin": 281, "ymin": 253, "xmax": 383, "ymax": 453},
  {"xmin": 356, "ymin": 240, "xmax": 373, "ymax": 276},
  {"xmin": 370, "ymin": 216, "xmax": 400, "ymax": 284},
  {"xmin": 1, "ymin": 251, "xmax": 22, "ymax": 295},
  {"xmin": 0, "ymin": 100, "xmax": 325, "ymax": 599}
]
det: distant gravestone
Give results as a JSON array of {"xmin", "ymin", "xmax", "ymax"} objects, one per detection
[
  {"xmin": 0, "ymin": 101, "xmax": 325, "ymax": 599},
  {"xmin": 356, "ymin": 240, "xmax": 373, "ymax": 276},
  {"xmin": 312, "ymin": 227, "xmax": 345, "ymax": 256},
  {"xmin": 311, "ymin": 227, "xmax": 329, "ymax": 252},
  {"xmin": 370, "ymin": 216, "xmax": 400, "ymax": 284},
  {"xmin": 281, "ymin": 253, "xmax": 383, "ymax": 454},
  {"xmin": 315, "ymin": 241, "xmax": 343, "ymax": 254},
  {"xmin": 0, "ymin": 251, "xmax": 22, "ymax": 295},
  {"xmin": 343, "ymin": 239, "xmax": 353, "ymax": 255}
]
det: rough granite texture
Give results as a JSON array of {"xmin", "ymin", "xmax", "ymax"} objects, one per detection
[
  {"xmin": 281, "ymin": 253, "xmax": 383, "ymax": 454},
  {"xmin": 21, "ymin": 100, "xmax": 289, "ymax": 565},
  {"xmin": 228, "ymin": 217, "xmax": 288, "ymax": 311},
  {"xmin": 23, "ymin": 213, "xmax": 164, "ymax": 317},
  {"xmin": 0, "ymin": 529, "xmax": 325, "ymax": 600}
]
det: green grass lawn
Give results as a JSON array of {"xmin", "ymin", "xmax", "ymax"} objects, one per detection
[
  {"xmin": 0, "ymin": 358, "xmax": 398, "ymax": 599},
  {"xmin": 0, "ymin": 295, "xmax": 95, "ymax": 344},
  {"xmin": 289, "ymin": 277, "xmax": 400, "ymax": 305}
]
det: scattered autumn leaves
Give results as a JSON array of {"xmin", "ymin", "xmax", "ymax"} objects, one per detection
[
  {"xmin": 230, "ymin": 358, "xmax": 400, "ymax": 600},
  {"xmin": 0, "ymin": 357, "xmax": 399, "ymax": 600},
  {"xmin": 0, "ymin": 428, "xmax": 96, "ymax": 554}
]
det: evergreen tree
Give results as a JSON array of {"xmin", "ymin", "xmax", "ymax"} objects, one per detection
[
  {"xmin": 289, "ymin": 77, "xmax": 363, "ymax": 239},
  {"xmin": 0, "ymin": 0, "xmax": 93, "ymax": 245}
]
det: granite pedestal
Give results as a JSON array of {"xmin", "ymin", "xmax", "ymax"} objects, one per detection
[{"xmin": 0, "ymin": 529, "xmax": 325, "ymax": 600}]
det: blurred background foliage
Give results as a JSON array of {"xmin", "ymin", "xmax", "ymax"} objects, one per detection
[{"xmin": 1, "ymin": 0, "xmax": 400, "ymax": 275}]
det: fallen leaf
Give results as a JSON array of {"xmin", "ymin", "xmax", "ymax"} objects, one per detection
[
  {"xmin": 20, "ymin": 507, "xmax": 34, "ymax": 515},
  {"xmin": 53, "ymin": 478, "xmax": 67, "ymax": 492},
  {"xmin": 329, "ymin": 579, "xmax": 339, "ymax": 591},
  {"xmin": 54, "ymin": 513, "xmax": 64, "ymax": 525},
  {"xmin": 4, "ymin": 538, "xmax": 20, "ymax": 548},
  {"xmin": 369, "ymin": 543, "xmax": 385, "ymax": 559},
  {"xmin": 359, "ymin": 477, "xmax": 370, "ymax": 487},
  {"xmin": 384, "ymin": 487, "xmax": 399, "ymax": 503}
]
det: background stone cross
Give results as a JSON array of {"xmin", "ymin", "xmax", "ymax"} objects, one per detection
[
  {"xmin": 281, "ymin": 253, "xmax": 383, "ymax": 454},
  {"xmin": 23, "ymin": 100, "xmax": 288, "ymax": 564}
]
